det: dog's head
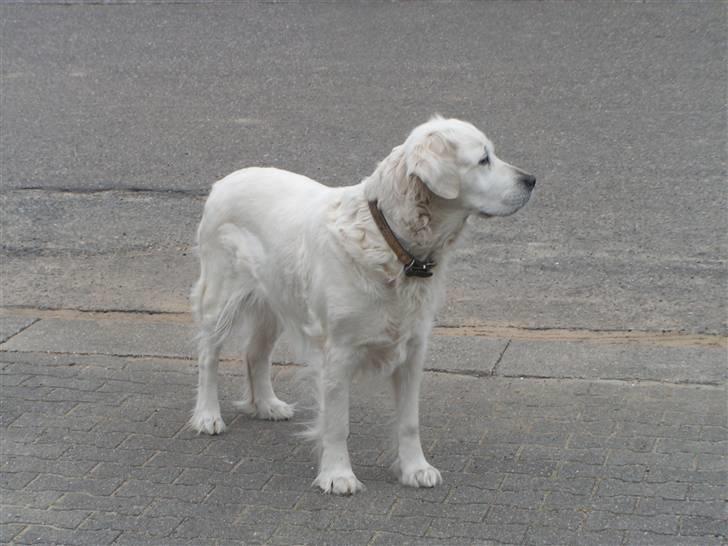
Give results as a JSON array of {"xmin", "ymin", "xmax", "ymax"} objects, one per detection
[{"xmin": 403, "ymin": 116, "xmax": 535, "ymax": 217}]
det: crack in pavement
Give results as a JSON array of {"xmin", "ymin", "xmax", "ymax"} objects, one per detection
[{"xmin": 8, "ymin": 186, "xmax": 207, "ymax": 198}]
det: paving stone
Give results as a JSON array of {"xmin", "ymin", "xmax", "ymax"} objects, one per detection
[
  {"xmin": 79, "ymin": 512, "xmax": 183, "ymax": 537},
  {"xmin": 520, "ymin": 445, "xmax": 606, "ymax": 465},
  {"xmin": 700, "ymin": 425, "xmax": 728, "ymax": 442},
  {"xmin": 88, "ymin": 462, "xmax": 182, "ymax": 484},
  {"xmin": 0, "ymin": 472, "xmax": 36, "ymax": 490},
  {"xmin": 606, "ymin": 449, "xmax": 696, "ymax": 470},
  {"xmin": 427, "ymin": 518, "xmax": 527, "ymax": 544},
  {"xmin": 391, "ymin": 498, "xmax": 487, "ymax": 522},
  {"xmin": 644, "ymin": 468, "xmax": 726, "ymax": 485},
  {"xmin": 371, "ymin": 531, "xmax": 473, "ymax": 546},
  {"xmin": 596, "ymin": 479, "xmax": 689, "ymax": 500},
  {"xmin": 0, "ymin": 489, "xmax": 64, "ymax": 509},
  {"xmin": 113, "ymin": 534, "xmax": 228, "ymax": 546},
  {"xmin": 144, "ymin": 498, "xmax": 242, "ymax": 521},
  {"xmin": 626, "ymin": 531, "xmax": 726, "ymax": 545},
  {"xmin": 206, "ymin": 487, "xmax": 301, "ymax": 510},
  {"xmin": 24, "ymin": 475, "xmax": 122, "ymax": 496},
  {"xmin": 696, "ymin": 453, "xmax": 728, "ymax": 471},
  {"xmin": 442, "ymin": 471, "xmax": 503, "ymax": 491},
  {"xmin": 330, "ymin": 512, "xmax": 431, "ymax": 537},
  {"xmin": 524, "ymin": 526, "xmax": 625, "ymax": 546},
  {"xmin": 0, "ymin": 373, "xmax": 30, "ymax": 387},
  {"xmin": 687, "ymin": 483, "xmax": 728, "ymax": 501},
  {"xmin": 446, "ymin": 485, "xmax": 498, "ymax": 505},
  {"xmin": 569, "ymin": 433, "xmax": 655, "ymax": 452},
  {"xmin": 559, "ymin": 461, "xmax": 645, "ymax": 482},
  {"xmin": 239, "ymin": 506, "xmax": 336, "ymax": 530},
  {"xmin": 680, "ymin": 515, "xmax": 728, "ymax": 537},
  {"xmin": 0, "ymin": 506, "xmax": 89, "ymax": 528},
  {"xmin": 51, "ymin": 493, "xmax": 151, "ymax": 516},
  {"xmin": 9, "ymin": 413, "xmax": 100, "ymax": 432},
  {"xmin": 60, "ymin": 445, "xmax": 156, "ymax": 466},
  {"xmin": 546, "ymin": 490, "xmax": 637, "ymax": 514},
  {"xmin": 501, "ymin": 474, "xmax": 596, "ymax": 495},
  {"xmin": 172, "ymin": 517, "xmax": 277, "ymax": 542},
  {"xmin": 636, "ymin": 497, "xmax": 726, "ymax": 519},
  {"xmin": 584, "ymin": 511, "xmax": 679, "ymax": 534},
  {"xmin": 176, "ymin": 468, "xmax": 271, "ymax": 490},
  {"xmin": 656, "ymin": 438, "xmax": 728, "ymax": 456},
  {"xmin": 35, "ymin": 429, "xmax": 129, "ymax": 449},
  {"xmin": 486, "ymin": 505, "xmax": 584, "ymax": 531},
  {"xmin": 0, "ymin": 382, "xmax": 59, "ymax": 408},
  {"xmin": 0, "ymin": 523, "xmax": 26, "ymax": 544},
  {"xmin": 115, "ymin": 480, "xmax": 213, "ymax": 502},
  {"xmin": 13, "ymin": 525, "xmax": 122, "ymax": 545},
  {"xmin": 268, "ymin": 524, "xmax": 374, "ymax": 546}
]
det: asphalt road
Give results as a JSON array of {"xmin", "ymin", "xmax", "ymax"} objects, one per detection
[{"xmin": 1, "ymin": 1, "xmax": 726, "ymax": 333}]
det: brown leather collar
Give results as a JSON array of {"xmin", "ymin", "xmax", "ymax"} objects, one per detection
[{"xmin": 368, "ymin": 199, "xmax": 436, "ymax": 278}]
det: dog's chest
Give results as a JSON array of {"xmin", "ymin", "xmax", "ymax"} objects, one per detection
[{"xmin": 359, "ymin": 284, "xmax": 436, "ymax": 372}]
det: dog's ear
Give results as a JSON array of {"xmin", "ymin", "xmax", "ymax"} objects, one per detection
[{"xmin": 405, "ymin": 132, "xmax": 460, "ymax": 199}]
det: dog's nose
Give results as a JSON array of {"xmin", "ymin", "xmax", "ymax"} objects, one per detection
[{"xmin": 520, "ymin": 174, "xmax": 536, "ymax": 190}]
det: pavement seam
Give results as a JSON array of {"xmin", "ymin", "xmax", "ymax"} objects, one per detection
[
  {"xmin": 2, "ymin": 306, "xmax": 725, "ymax": 347},
  {"xmin": 4, "ymin": 348, "xmax": 723, "ymax": 389},
  {"xmin": 0, "ymin": 317, "xmax": 41, "ymax": 345}
]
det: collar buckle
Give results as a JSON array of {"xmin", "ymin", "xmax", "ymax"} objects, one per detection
[{"xmin": 404, "ymin": 257, "xmax": 436, "ymax": 278}]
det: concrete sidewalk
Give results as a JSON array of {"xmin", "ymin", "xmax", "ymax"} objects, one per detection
[{"xmin": 1, "ymin": 312, "xmax": 725, "ymax": 545}]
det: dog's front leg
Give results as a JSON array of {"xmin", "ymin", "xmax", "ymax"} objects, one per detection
[
  {"xmin": 312, "ymin": 347, "xmax": 363, "ymax": 495},
  {"xmin": 392, "ymin": 338, "xmax": 442, "ymax": 488}
]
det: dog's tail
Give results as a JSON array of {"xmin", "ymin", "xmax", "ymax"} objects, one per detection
[{"xmin": 191, "ymin": 222, "xmax": 266, "ymax": 349}]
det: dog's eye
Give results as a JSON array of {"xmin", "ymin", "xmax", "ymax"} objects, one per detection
[{"xmin": 479, "ymin": 155, "xmax": 490, "ymax": 166}]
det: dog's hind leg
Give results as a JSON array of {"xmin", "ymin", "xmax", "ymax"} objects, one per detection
[
  {"xmin": 234, "ymin": 302, "xmax": 294, "ymax": 420},
  {"xmin": 188, "ymin": 260, "xmax": 242, "ymax": 435},
  {"xmin": 190, "ymin": 333, "xmax": 225, "ymax": 434}
]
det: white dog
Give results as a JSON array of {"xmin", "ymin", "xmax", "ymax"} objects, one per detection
[{"xmin": 189, "ymin": 116, "xmax": 535, "ymax": 495}]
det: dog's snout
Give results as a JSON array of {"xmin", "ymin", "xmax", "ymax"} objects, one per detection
[{"xmin": 520, "ymin": 173, "xmax": 536, "ymax": 190}]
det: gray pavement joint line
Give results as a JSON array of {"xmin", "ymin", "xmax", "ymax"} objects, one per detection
[
  {"xmin": 0, "ymin": 306, "xmax": 191, "ymax": 321},
  {"xmin": 1, "ymin": 347, "xmax": 725, "ymax": 389},
  {"xmin": 495, "ymin": 372, "xmax": 725, "ymax": 388},
  {"xmin": 0, "ymin": 317, "xmax": 40, "ymax": 345},
  {"xmin": 1, "ymin": 306, "xmax": 726, "ymax": 348}
]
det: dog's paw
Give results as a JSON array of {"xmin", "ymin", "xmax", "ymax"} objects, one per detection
[
  {"xmin": 234, "ymin": 397, "xmax": 294, "ymax": 421},
  {"xmin": 313, "ymin": 469, "xmax": 364, "ymax": 495},
  {"xmin": 256, "ymin": 398, "xmax": 295, "ymax": 421},
  {"xmin": 400, "ymin": 463, "xmax": 442, "ymax": 488},
  {"xmin": 189, "ymin": 410, "xmax": 226, "ymax": 435}
]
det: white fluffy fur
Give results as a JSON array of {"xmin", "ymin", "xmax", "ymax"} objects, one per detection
[{"xmin": 189, "ymin": 117, "xmax": 535, "ymax": 495}]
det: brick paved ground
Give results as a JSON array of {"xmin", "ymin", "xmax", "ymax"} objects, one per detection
[{"xmin": 1, "ymin": 317, "xmax": 726, "ymax": 545}]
